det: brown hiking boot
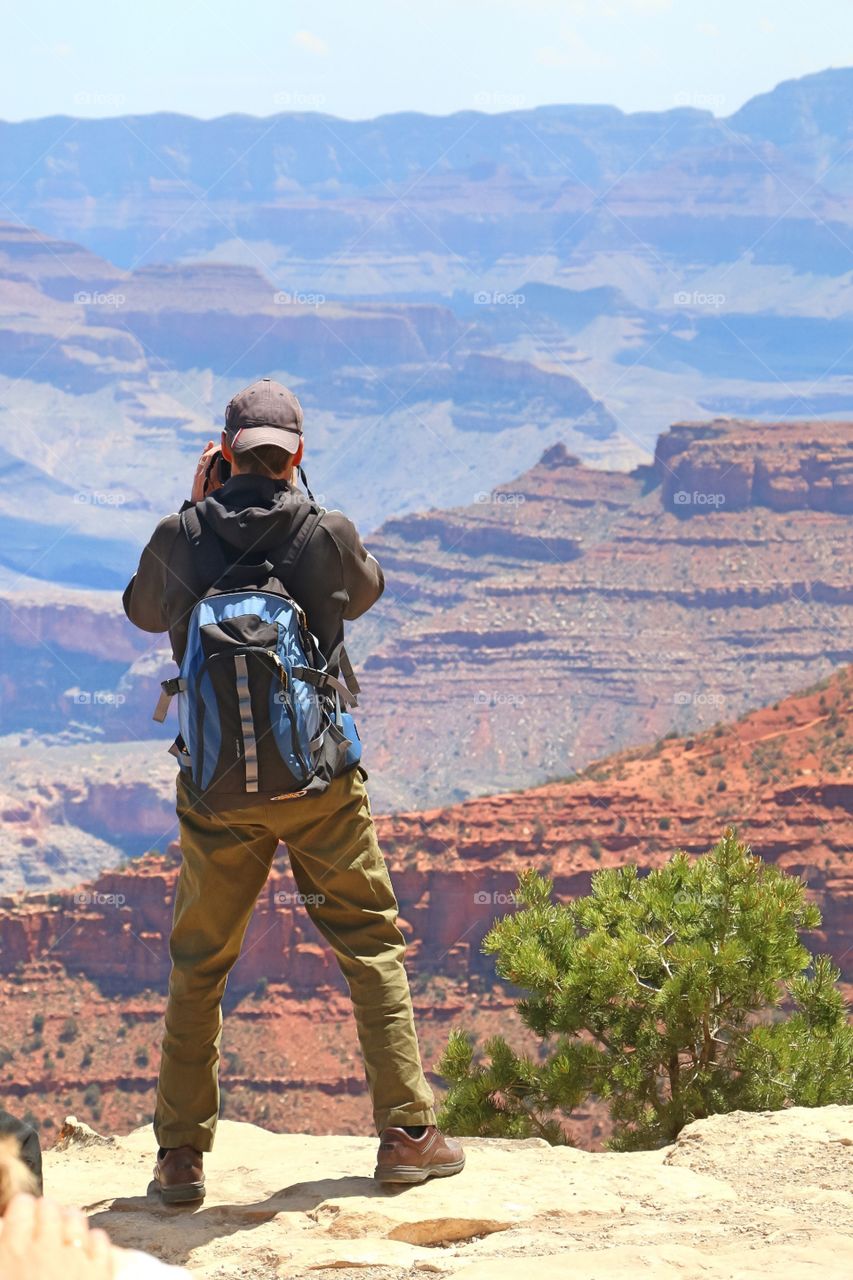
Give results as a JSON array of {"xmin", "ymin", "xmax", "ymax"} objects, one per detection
[
  {"xmin": 153, "ymin": 1145, "xmax": 205, "ymax": 1204},
  {"xmin": 374, "ymin": 1125, "xmax": 465, "ymax": 1184}
]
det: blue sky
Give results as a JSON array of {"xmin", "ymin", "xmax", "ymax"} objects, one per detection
[{"xmin": 2, "ymin": 0, "xmax": 851, "ymax": 122}]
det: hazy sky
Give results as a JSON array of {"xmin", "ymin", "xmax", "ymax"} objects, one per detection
[{"xmin": 2, "ymin": 0, "xmax": 851, "ymax": 122}]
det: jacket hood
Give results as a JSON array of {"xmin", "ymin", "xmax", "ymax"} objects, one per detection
[{"xmin": 197, "ymin": 474, "xmax": 314, "ymax": 553}]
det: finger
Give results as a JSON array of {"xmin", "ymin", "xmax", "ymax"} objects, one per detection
[
  {"xmin": 34, "ymin": 1194, "xmax": 64, "ymax": 1240},
  {"xmin": 86, "ymin": 1226, "xmax": 115, "ymax": 1271},
  {"xmin": 61, "ymin": 1206, "xmax": 90, "ymax": 1246},
  {"xmin": 2, "ymin": 1194, "xmax": 38, "ymax": 1253}
]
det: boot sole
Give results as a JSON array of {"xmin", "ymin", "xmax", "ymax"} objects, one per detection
[
  {"xmin": 374, "ymin": 1156, "xmax": 466, "ymax": 1184},
  {"xmin": 158, "ymin": 1179, "xmax": 206, "ymax": 1204}
]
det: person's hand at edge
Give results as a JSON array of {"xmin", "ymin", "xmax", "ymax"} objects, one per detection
[
  {"xmin": 190, "ymin": 440, "xmax": 225, "ymax": 505},
  {"xmin": 0, "ymin": 1193, "xmax": 115, "ymax": 1277}
]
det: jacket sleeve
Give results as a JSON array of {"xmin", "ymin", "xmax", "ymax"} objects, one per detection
[
  {"xmin": 122, "ymin": 513, "xmax": 181, "ymax": 634},
  {"xmin": 322, "ymin": 511, "xmax": 385, "ymax": 621}
]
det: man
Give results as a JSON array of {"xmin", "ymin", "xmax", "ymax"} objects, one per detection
[{"xmin": 123, "ymin": 377, "xmax": 464, "ymax": 1202}]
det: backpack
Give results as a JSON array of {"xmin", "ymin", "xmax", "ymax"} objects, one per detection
[{"xmin": 152, "ymin": 503, "xmax": 362, "ymax": 806}]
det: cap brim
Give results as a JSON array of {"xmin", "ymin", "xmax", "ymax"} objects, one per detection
[{"xmin": 230, "ymin": 425, "xmax": 302, "ymax": 453}]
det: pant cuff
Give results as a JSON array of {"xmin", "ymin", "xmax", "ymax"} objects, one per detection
[
  {"xmin": 375, "ymin": 1107, "xmax": 437, "ymax": 1133},
  {"xmin": 154, "ymin": 1125, "xmax": 215, "ymax": 1154}
]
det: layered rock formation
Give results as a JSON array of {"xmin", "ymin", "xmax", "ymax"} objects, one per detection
[
  {"xmin": 2, "ymin": 666, "xmax": 850, "ymax": 984},
  {"xmin": 380, "ymin": 664, "xmax": 853, "ymax": 983},
  {"xmin": 42, "ymin": 1107, "xmax": 853, "ymax": 1279},
  {"xmin": 0, "ymin": 669, "xmax": 849, "ymax": 1142},
  {"xmin": 0, "ymin": 417, "xmax": 850, "ymax": 885},
  {"xmin": 657, "ymin": 418, "xmax": 853, "ymax": 514},
  {"xmin": 358, "ymin": 419, "xmax": 853, "ymax": 808},
  {"xmin": 3, "ymin": 70, "xmax": 852, "ymax": 269},
  {"xmin": 0, "ymin": 216, "xmax": 630, "ymax": 591},
  {"xmin": 2, "ymin": 73, "xmax": 852, "ymax": 470}
]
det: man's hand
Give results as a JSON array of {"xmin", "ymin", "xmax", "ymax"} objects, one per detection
[{"xmin": 191, "ymin": 440, "xmax": 226, "ymax": 504}]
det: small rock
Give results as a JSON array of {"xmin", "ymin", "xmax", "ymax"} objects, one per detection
[{"xmin": 54, "ymin": 1116, "xmax": 115, "ymax": 1150}]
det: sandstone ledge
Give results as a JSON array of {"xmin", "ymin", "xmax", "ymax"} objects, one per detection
[{"xmin": 44, "ymin": 1105, "xmax": 852, "ymax": 1279}]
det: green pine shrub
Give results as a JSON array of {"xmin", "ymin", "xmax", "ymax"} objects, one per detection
[{"xmin": 437, "ymin": 830, "xmax": 852, "ymax": 1150}]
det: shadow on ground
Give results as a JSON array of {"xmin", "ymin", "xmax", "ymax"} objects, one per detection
[{"xmin": 89, "ymin": 1175, "xmax": 416, "ymax": 1266}]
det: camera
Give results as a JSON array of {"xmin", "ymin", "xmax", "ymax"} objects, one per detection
[{"xmin": 205, "ymin": 449, "xmax": 231, "ymax": 493}]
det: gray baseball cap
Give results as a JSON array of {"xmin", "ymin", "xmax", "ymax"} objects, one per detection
[{"xmin": 224, "ymin": 377, "xmax": 304, "ymax": 453}]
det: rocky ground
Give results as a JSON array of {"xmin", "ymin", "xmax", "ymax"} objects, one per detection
[{"xmin": 43, "ymin": 1105, "xmax": 853, "ymax": 1279}]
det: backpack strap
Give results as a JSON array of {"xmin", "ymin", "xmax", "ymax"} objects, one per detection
[
  {"xmin": 329, "ymin": 640, "xmax": 361, "ymax": 697},
  {"xmin": 275, "ymin": 506, "xmax": 325, "ymax": 583},
  {"xmin": 291, "ymin": 665, "xmax": 358, "ymax": 708},
  {"xmin": 182, "ymin": 501, "xmax": 325, "ymax": 593},
  {"xmin": 321, "ymin": 640, "xmax": 361, "ymax": 718},
  {"xmin": 180, "ymin": 505, "xmax": 231, "ymax": 588},
  {"xmin": 152, "ymin": 676, "xmax": 187, "ymax": 723}
]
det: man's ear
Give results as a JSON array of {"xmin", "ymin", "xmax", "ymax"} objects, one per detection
[
  {"xmin": 293, "ymin": 439, "xmax": 304, "ymax": 467},
  {"xmin": 221, "ymin": 431, "xmax": 234, "ymax": 463}
]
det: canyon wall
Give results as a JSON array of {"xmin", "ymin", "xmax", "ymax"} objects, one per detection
[{"xmin": 2, "ymin": 667, "xmax": 850, "ymax": 990}]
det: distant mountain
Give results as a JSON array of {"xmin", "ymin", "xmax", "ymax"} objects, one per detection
[
  {"xmin": 0, "ymin": 73, "xmax": 852, "ymax": 876},
  {"xmin": 0, "ymin": 71, "xmax": 849, "ymax": 288},
  {"xmin": 0, "ymin": 70, "xmax": 851, "ymax": 563},
  {"xmin": 2, "ymin": 69, "xmax": 852, "ymax": 268},
  {"xmin": 728, "ymin": 67, "xmax": 853, "ymax": 151},
  {"xmin": 0, "ymin": 219, "xmax": 624, "ymax": 587}
]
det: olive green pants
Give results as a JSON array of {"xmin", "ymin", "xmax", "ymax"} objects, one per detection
[{"xmin": 154, "ymin": 765, "xmax": 436, "ymax": 1151}]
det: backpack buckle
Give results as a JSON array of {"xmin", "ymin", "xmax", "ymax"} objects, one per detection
[{"xmin": 152, "ymin": 677, "xmax": 186, "ymax": 723}]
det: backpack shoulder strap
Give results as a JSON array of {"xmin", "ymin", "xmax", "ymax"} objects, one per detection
[
  {"xmin": 180, "ymin": 505, "xmax": 230, "ymax": 589},
  {"xmin": 181, "ymin": 500, "xmax": 325, "ymax": 594},
  {"xmin": 276, "ymin": 505, "xmax": 325, "ymax": 582}
]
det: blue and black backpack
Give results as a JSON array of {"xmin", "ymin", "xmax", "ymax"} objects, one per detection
[{"xmin": 152, "ymin": 503, "xmax": 362, "ymax": 808}]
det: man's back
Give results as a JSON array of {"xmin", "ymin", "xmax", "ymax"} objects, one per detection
[{"xmin": 122, "ymin": 472, "xmax": 384, "ymax": 669}]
